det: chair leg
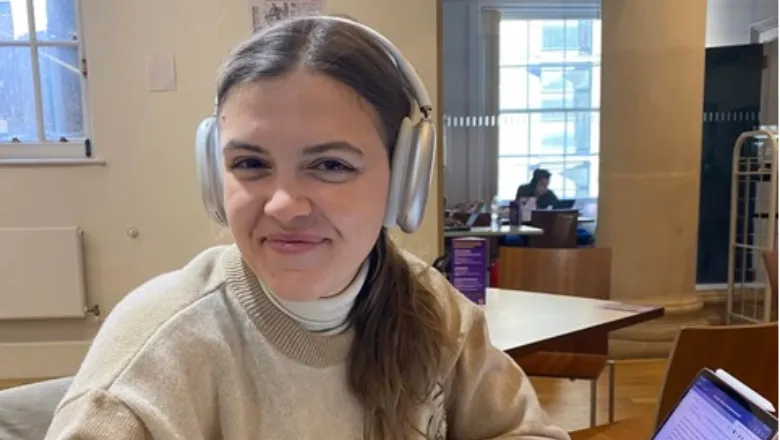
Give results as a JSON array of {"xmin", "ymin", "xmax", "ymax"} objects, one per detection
[
  {"xmin": 608, "ymin": 360, "xmax": 616, "ymax": 423},
  {"xmin": 589, "ymin": 378, "xmax": 597, "ymax": 427}
]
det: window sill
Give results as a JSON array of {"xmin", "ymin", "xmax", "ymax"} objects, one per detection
[{"xmin": 0, "ymin": 158, "xmax": 106, "ymax": 167}]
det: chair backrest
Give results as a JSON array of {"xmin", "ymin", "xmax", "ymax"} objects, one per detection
[
  {"xmin": 497, "ymin": 247, "xmax": 611, "ymax": 300},
  {"xmin": 529, "ymin": 209, "xmax": 578, "ymax": 248},
  {"xmin": 654, "ymin": 323, "xmax": 779, "ymax": 429}
]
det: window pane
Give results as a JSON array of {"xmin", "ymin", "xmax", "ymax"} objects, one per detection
[
  {"xmin": 528, "ymin": 66, "xmax": 564, "ymax": 109},
  {"xmin": 39, "ymin": 45, "xmax": 83, "ymax": 140},
  {"xmin": 34, "ymin": 0, "xmax": 78, "ymax": 41},
  {"xmin": 499, "ymin": 66, "xmax": 528, "ymax": 110},
  {"xmin": 498, "ymin": 113, "xmax": 529, "ymax": 157},
  {"xmin": 567, "ymin": 111, "xmax": 597, "ymax": 154},
  {"xmin": 541, "ymin": 22, "xmax": 565, "ymax": 51},
  {"xmin": 0, "ymin": 46, "xmax": 37, "ymax": 141},
  {"xmin": 590, "ymin": 112, "xmax": 600, "ymax": 153},
  {"xmin": 498, "ymin": 156, "xmax": 534, "ymax": 200},
  {"xmin": 564, "ymin": 65, "xmax": 593, "ymax": 109},
  {"xmin": 499, "ymin": 19, "xmax": 528, "ymax": 65},
  {"xmin": 530, "ymin": 114, "xmax": 570, "ymax": 155},
  {"xmin": 592, "ymin": 65, "xmax": 601, "ymax": 108},
  {"xmin": 0, "ymin": 0, "xmax": 29, "ymax": 41}
]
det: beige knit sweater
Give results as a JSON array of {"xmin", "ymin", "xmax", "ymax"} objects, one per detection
[{"xmin": 44, "ymin": 245, "xmax": 570, "ymax": 440}]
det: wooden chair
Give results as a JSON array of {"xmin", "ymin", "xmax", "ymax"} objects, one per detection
[
  {"xmin": 570, "ymin": 322, "xmax": 779, "ymax": 439},
  {"xmin": 498, "ymin": 247, "xmax": 614, "ymax": 427},
  {"xmin": 654, "ymin": 322, "xmax": 778, "ymax": 427},
  {"xmin": 528, "ymin": 209, "xmax": 579, "ymax": 248}
]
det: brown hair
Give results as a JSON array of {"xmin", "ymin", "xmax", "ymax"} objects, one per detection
[{"xmin": 216, "ymin": 16, "xmax": 452, "ymax": 438}]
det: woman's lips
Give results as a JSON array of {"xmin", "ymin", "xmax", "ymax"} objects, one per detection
[{"xmin": 263, "ymin": 234, "xmax": 327, "ymax": 255}]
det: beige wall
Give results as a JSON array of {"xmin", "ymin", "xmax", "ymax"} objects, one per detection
[{"xmin": 0, "ymin": 0, "xmax": 441, "ymax": 379}]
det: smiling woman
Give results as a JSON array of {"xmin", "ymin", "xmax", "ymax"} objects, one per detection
[
  {"xmin": 43, "ymin": 15, "xmax": 569, "ymax": 440},
  {"xmin": 219, "ymin": 72, "xmax": 388, "ymax": 302}
]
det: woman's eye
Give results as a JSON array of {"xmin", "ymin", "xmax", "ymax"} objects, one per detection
[
  {"xmin": 312, "ymin": 160, "xmax": 356, "ymax": 172},
  {"xmin": 231, "ymin": 157, "xmax": 268, "ymax": 170}
]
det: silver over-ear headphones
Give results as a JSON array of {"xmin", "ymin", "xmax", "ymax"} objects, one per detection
[{"xmin": 195, "ymin": 15, "xmax": 436, "ymax": 233}]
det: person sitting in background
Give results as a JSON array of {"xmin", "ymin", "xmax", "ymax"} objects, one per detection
[
  {"xmin": 44, "ymin": 15, "xmax": 569, "ymax": 440},
  {"xmin": 515, "ymin": 168, "xmax": 560, "ymax": 209}
]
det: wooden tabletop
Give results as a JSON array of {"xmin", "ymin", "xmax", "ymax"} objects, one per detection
[
  {"xmin": 569, "ymin": 417, "xmax": 654, "ymax": 439},
  {"xmin": 444, "ymin": 225, "xmax": 544, "ymax": 238},
  {"xmin": 482, "ymin": 289, "xmax": 665, "ymax": 354}
]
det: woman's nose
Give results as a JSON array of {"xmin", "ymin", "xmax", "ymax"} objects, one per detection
[{"xmin": 264, "ymin": 188, "xmax": 313, "ymax": 224}]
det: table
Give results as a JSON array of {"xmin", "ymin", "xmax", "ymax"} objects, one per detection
[
  {"xmin": 482, "ymin": 289, "xmax": 665, "ymax": 355},
  {"xmin": 569, "ymin": 417, "xmax": 654, "ymax": 439},
  {"xmin": 501, "ymin": 217, "xmax": 595, "ymax": 226},
  {"xmin": 444, "ymin": 225, "xmax": 544, "ymax": 238}
]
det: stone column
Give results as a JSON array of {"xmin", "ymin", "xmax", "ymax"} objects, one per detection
[{"xmin": 597, "ymin": 0, "xmax": 710, "ymax": 358}]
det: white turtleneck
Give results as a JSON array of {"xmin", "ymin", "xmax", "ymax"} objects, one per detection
[{"xmin": 257, "ymin": 261, "xmax": 370, "ymax": 334}]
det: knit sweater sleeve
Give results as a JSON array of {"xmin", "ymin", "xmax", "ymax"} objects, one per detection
[
  {"xmin": 45, "ymin": 389, "xmax": 149, "ymax": 440},
  {"xmin": 444, "ymin": 309, "xmax": 571, "ymax": 440}
]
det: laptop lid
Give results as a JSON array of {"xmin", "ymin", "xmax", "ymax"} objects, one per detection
[
  {"xmin": 553, "ymin": 199, "xmax": 576, "ymax": 209},
  {"xmin": 652, "ymin": 368, "xmax": 778, "ymax": 440}
]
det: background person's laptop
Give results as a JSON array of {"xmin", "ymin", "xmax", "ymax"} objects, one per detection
[
  {"xmin": 444, "ymin": 212, "xmax": 486, "ymax": 231},
  {"xmin": 553, "ymin": 199, "xmax": 576, "ymax": 209},
  {"xmin": 652, "ymin": 368, "xmax": 778, "ymax": 440}
]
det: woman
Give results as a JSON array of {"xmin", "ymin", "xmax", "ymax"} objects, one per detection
[
  {"xmin": 515, "ymin": 168, "xmax": 560, "ymax": 209},
  {"xmin": 45, "ymin": 16, "xmax": 569, "ymax": 440}
]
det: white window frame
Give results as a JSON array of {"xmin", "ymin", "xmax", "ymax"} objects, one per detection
[
  {"xmin": 473, "ymin": 1, "xmax": 601, "ymax": 200},
  {"xmin": 0, "ymin": 0, "xmax": 94, "ymax": 163}
]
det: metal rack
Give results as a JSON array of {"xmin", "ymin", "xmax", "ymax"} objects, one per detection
[{"xmin": 726, "ymin": 128, "xmax": 778, "ymax": 324}]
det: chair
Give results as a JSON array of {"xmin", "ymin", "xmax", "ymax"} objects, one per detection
[
  {"xmin": 654, "ymin": 322, "xmax": 778, "ymax": 427},
  {"xmin": 528, "ymin": 209, "xmax": 578, "ymax": 248},
  {"xmin": 498, "ymin": 247, "xmax": 614, "ymax": 427},
  {"xmin": 569, "ymin": 322, "xmax": 779, "ymax": 439},
  {"xmin": 0, "ymin": 377, "xmax": 73, "ymax": 440}
]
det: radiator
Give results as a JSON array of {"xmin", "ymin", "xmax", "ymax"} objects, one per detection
[{"xmin": 0, "ymin": 227, "xmax": 87, "ymax": 320}]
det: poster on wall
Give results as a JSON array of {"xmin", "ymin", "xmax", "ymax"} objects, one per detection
[{"xmin": 250, "ymin": 0, "xmax": 325, "ymax": 31}]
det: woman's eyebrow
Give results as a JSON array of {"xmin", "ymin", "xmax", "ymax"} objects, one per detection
[
  {"xmin": 302, "ymin": 141, "xmax": 363, "ymax": 157},
  {"xmin": 223, "ymin": 140, "xmax": 363, "ymax": 157},
  {"xmin": 224, "ymin": 140, "xmax": 268, "ymax": 154}
]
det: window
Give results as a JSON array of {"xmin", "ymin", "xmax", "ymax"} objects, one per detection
[
  {"xmin": 497, "ymin": 18, "xmax": 601, "ymax": 200},
  {"xmin": 541, "ymin": 22, "xmax": 579, "ymax": 51},
  {"xmin": 0, "ymin": 0, "xmax": 90, "ymax": 159}
]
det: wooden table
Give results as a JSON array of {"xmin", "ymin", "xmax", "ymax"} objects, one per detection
[
  {"xmin": 502, "ymin": 217, "xmax": 596, "ymax": 226},
  {"xmin": 569, "ymin": 417, "xmax": 654, "ymax": 439},
  {"xmin": 482, "ymin": 289, "xmax": 665, "ymax": 355},
  {"xmin": 444, "ymin": 225, "xmax": 544, "ymax": 238}
]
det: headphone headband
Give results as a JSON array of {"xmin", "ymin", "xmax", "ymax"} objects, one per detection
[
  {"xmin": 296, "ymin": 16, "xmax": 433, "ymax": 118},
  {"xmin": 196, "ymin": 14, "xmax": 436, "ymax": 233}
]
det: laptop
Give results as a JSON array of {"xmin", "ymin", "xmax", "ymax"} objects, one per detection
[
  {"xmin": 652, "ymin": 368, "xmax": 778, "ymax": 440},
  {"xmin": 444, "ymin": 212, "xmax": 486, "ymax": 232},
  {"xmin": 553, "ymin": 199, "xmax": 576, "ymax": 209}
]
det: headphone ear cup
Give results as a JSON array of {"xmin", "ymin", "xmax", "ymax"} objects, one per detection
[
  {"xmin": 195, "ymin": 117, "xmax": 228, "ymax": 226},
  {"xmin": 384, "ymin": 116, "xmax": 414, "ymax": 228},
  {"xmin": 397, "ymin": 119, "xmax": 435, "ymax": 233}
]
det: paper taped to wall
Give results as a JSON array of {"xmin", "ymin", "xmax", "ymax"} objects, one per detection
[{"xmin": 249, "ymin": 0, "xmax": 325, "ymax": 31}]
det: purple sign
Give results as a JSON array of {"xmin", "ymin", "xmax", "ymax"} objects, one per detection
[{"xmin": 451, "ymin": 237, "xmax": 487, "ymax": 305}]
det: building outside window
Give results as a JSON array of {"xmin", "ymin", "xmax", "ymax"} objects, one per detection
[
  {"xmin": 0, "ymin": 0, "xmax": 89, "ymax": 159},
  {"xmin": 497, "ymin": 18, "xmax": 601, "ymax": 200}
]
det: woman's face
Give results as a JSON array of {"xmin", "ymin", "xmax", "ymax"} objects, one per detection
[{"xmin": 218, "ymin": 70, "xmax": 390, "ymax": 301}]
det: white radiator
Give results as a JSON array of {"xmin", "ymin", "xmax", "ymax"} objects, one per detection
[{"xmin": 0, "ymin": 227, "xmax": 87, "ymax": 320}]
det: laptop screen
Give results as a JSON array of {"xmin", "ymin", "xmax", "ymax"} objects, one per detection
[{"xmin": 653, "ymin": 373, "xmax": 776, "ymax": 440}]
